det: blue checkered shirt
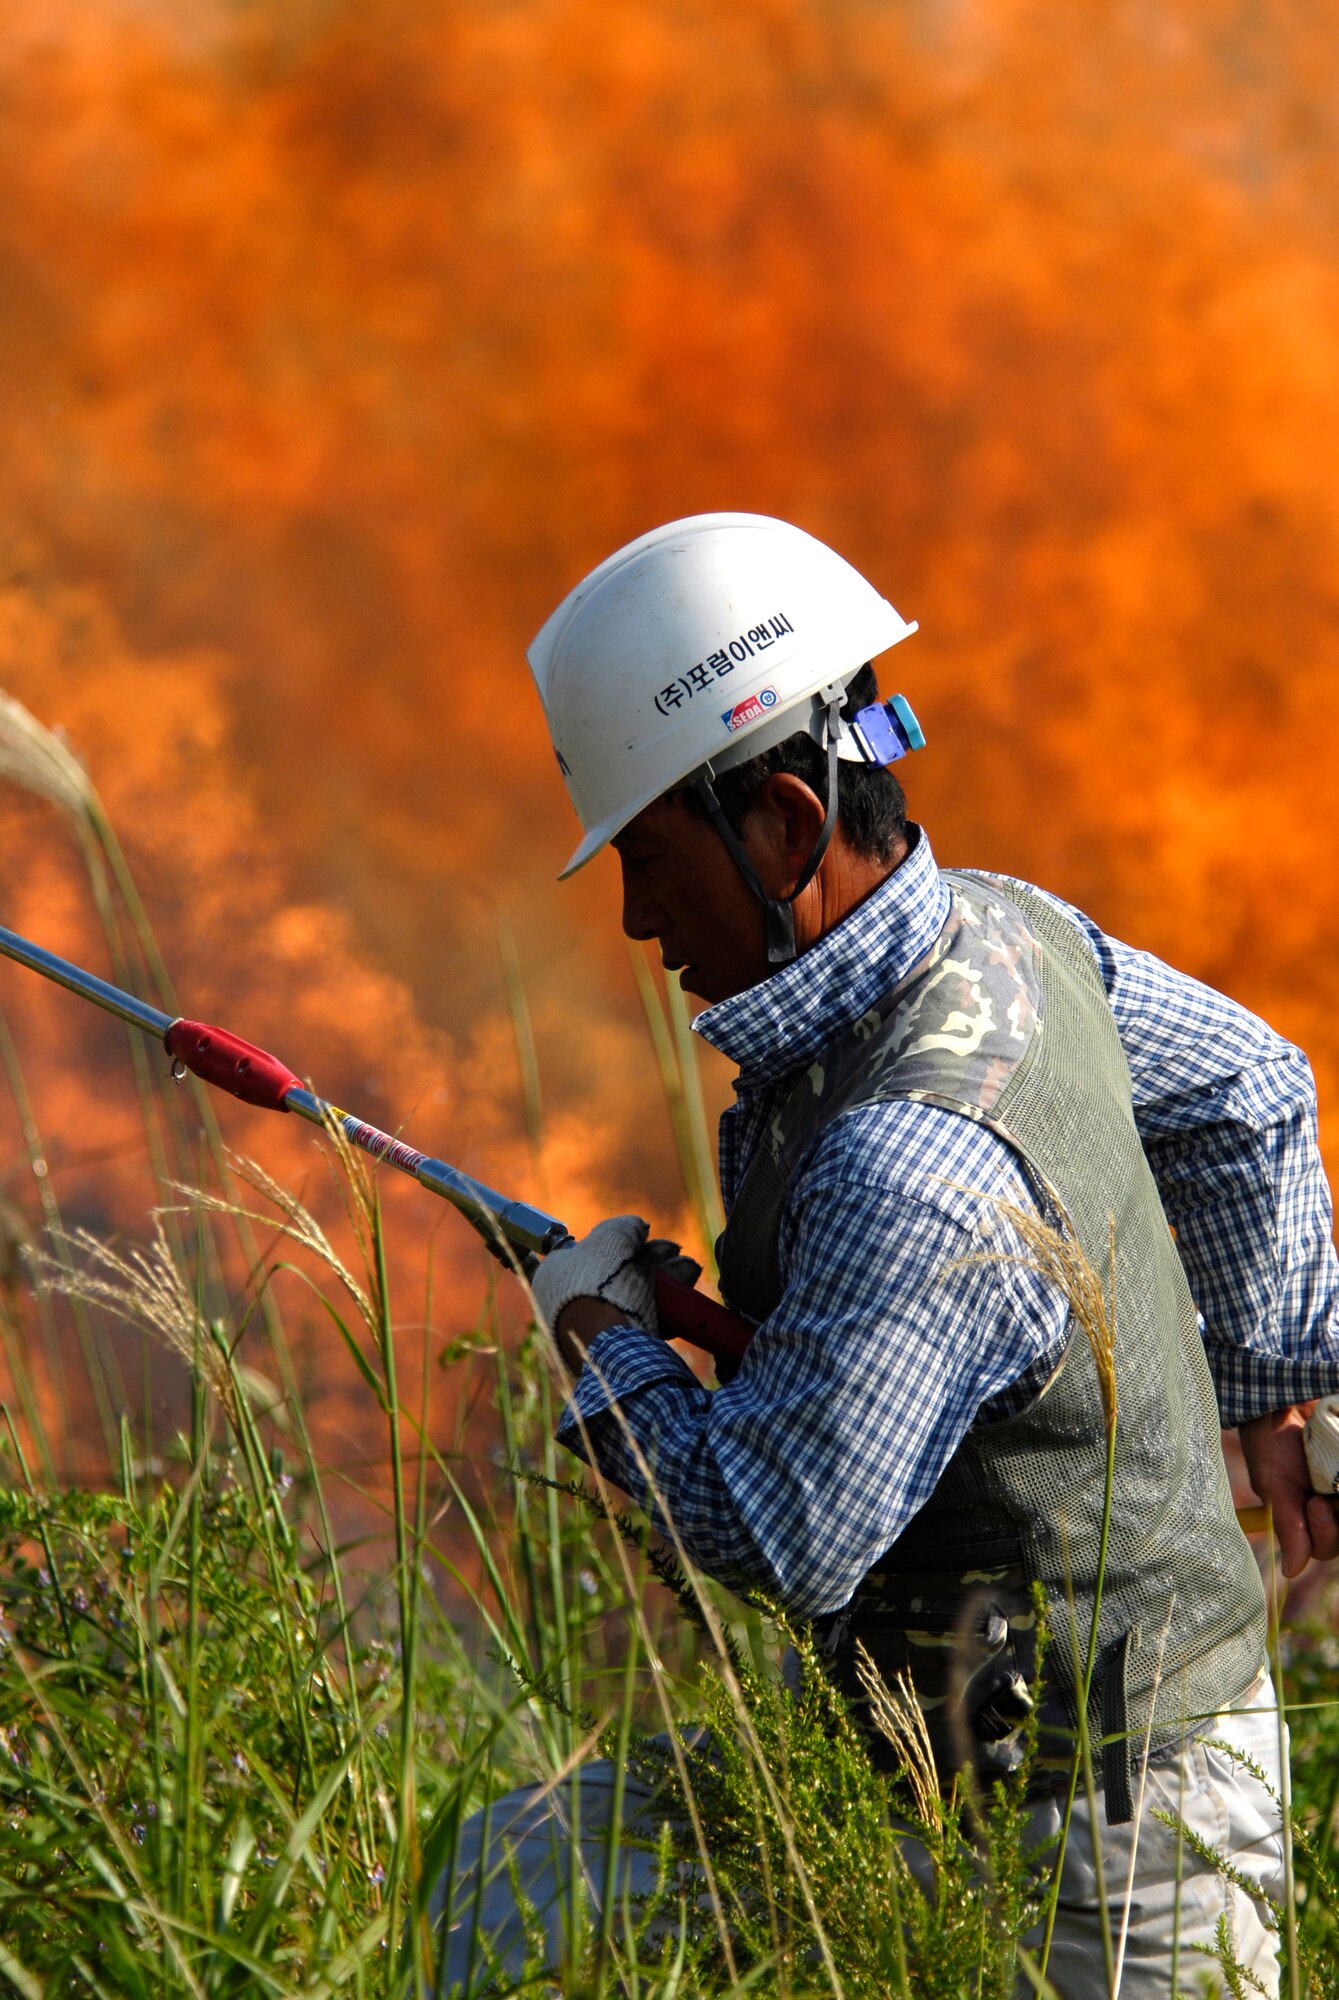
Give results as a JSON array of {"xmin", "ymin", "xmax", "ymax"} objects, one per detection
[{"xmin": 556, "ymin": 826, "xmax": 1339, "ymax": 1617}]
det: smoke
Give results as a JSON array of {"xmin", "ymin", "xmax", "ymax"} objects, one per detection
[{"xmin": 1, "ymin": 0, "xmax": 1338, "ymax": 1474}]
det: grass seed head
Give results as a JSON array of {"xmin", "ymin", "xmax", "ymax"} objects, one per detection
[
  {"xmin": 38, "ymin": 1219, "xmax": 236, "ymax": 1421},
  {"xmin": 0, "ymin": 689, "xmax": 95, "ymax": 823},
  {"xmin": 853, "ymin": 1644, "xmax": 941, "ymax": 1825},
  {"xmin": 939, "ymin": 1184, "xmax": 1117, "ymax": 1432},
  {"xmin": 175, "ymin": 1151, "xmax": 375, "ymax": 1330}
]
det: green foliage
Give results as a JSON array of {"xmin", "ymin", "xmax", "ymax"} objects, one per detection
[
  {"xmin": 2, "ymin": 1209, "xmax": 1339, "ymax": 1997},
  {"xmin": 0, "ymin": 1450, "xmax": 397, "ymax": 1991},
  {"xmin": 616, "ymin": 1602, "xmax": 1050, "ymax": 2000},
  {"xmin": 0, "ymin": 1192, "xmax": 1066, "ymax": 1999}
]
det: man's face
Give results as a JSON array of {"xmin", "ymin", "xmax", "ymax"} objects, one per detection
[{"xmin": 612, "ymin": 792, "xmax": 770, "ymax": 1005}]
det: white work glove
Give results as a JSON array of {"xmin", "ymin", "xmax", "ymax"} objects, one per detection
[
  {"xmin": 529, "ymin": 1214, "xmax": 701, "ymax": 1340},
  {"xmin": 1304, "ymin": 1395, "xmax": 1339, "ymax": 1494}
]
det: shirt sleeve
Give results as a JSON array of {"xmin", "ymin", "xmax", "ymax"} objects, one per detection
[
  {"xmin": 555, "ymin": 1104, "xmax": 1069, "ymax": 1617},
  {"xmin": 1032, "ymin": 889, "xmax": 1339, "ymax": 1425}
]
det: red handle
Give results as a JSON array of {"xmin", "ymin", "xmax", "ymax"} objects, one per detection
[
  {"xmin": 165, "ymin": 1019, "xmax": 302, "ymax": 1112},
  {"xmin": 654, "ymin": 1272, "xmax": 755, "ymax": 1367}
]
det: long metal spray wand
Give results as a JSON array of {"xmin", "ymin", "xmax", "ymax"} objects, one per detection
[{"xmin": 0, "ymin": 920, "xmax": 753, "ymax": 1365}]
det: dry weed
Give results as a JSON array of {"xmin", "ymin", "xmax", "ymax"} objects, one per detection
[
  {"xmin": 36, "ymin": 1218, "xmax": 236, "ymax": 1421},
  {"xmin": 0, "ymin": 690, "xmax": 94, "ymax": 823}
]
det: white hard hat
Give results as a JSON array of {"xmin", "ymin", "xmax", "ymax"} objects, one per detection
[{"xmin": 528, "ymin": 512, "xmax": 919, "ymax": 878}]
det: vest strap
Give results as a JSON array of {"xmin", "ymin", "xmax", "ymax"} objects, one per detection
[{"xmin": 1099, "ymin": 1629, "xmax": 1136, "ymax": 1825}]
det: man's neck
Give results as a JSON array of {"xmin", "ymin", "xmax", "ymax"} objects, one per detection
[{"xmin": 799, "ymin": 831, "xmax": 909, "ymax": 956}]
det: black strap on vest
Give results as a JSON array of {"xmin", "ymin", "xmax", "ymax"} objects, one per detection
[
  {"xmin": 1100, "ymin": 1629, "xmax": 1136, "ymax": 1825},
  {"xmin": 692, "ymin": 688, "xmax": 844, "ymax": 966}
]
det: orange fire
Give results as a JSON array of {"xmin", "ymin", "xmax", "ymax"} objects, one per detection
[{"xmin": 1, "ymin": 0, "xmax": 1337, "ymax": 1488}]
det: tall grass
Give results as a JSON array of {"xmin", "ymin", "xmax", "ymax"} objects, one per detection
[
  {"xmin": 4, "ymin": 1159, "xmax": 1338, "ymax": 1997},
  {"xmin": 0, "ymin": 1151, "xmax": 1039, "ymax": 1996},
  {"xmin": 0, "ymin": 687, "xmax": 1338, "ymax": 1995}
]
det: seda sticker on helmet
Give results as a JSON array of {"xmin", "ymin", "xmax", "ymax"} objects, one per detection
[{"xmin": 722, "ymin": 687, "xmax": 780, "ymax": 733}]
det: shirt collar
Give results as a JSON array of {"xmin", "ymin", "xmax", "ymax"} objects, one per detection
[{"xmin": 692, "ymin": 823, "xmax": 951, "ymax": 1088}]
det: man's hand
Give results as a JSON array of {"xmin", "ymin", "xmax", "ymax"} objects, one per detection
[
  {"xmin": 528, "ymin": 1214, "xmax": 701, "ymax": 1377},
  {"xmin": 1239, "ymin": 1402, "xmax": 1339, "ymax": 1578}
]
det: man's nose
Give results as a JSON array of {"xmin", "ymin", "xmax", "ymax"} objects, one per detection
[{"xmin": 619, "ymin": 869, "xmax": 663, "ymax": 943}]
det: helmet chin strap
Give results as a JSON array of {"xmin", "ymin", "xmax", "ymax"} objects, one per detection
[{"xmin": 691, "ymin": 688, "xmax": 845, "ymax": 968}]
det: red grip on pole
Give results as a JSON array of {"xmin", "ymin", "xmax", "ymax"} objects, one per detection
[
  {"xmin": 654, "ymin": 1273, "xmax": 755, "ymax": 1368},
  {"xmin": 165, "ymin": 1019, "xmax": 301, "ymax": 1112}
]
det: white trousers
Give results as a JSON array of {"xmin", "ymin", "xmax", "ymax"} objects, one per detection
[
  {"xmin": 430, "ymin": 1673, "xmax": 1288, "ymax": 1998},
  {"xmin": 1017, "ymin": 1670, "xmax": 1287, "ymax": 1997}
]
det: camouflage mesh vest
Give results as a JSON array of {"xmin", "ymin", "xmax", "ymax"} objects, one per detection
[{"xmin": 716, "ymin": 870, "xmax": 1269, "ymax": 1822}]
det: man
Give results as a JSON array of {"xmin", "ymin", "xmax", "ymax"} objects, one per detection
[{"xmin": 442, "ymin": 513, "xmax": 1339, "ymax": 1995}]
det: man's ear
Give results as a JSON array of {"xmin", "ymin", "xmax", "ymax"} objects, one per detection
[{"xmin": 743, "ymin": 772, "xmax": 829, "ymax": 894}]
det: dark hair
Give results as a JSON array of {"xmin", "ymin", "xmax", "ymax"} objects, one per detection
[{"xmin": 681, "ymin": 663, "xmax": 908, "ymax": 861}]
